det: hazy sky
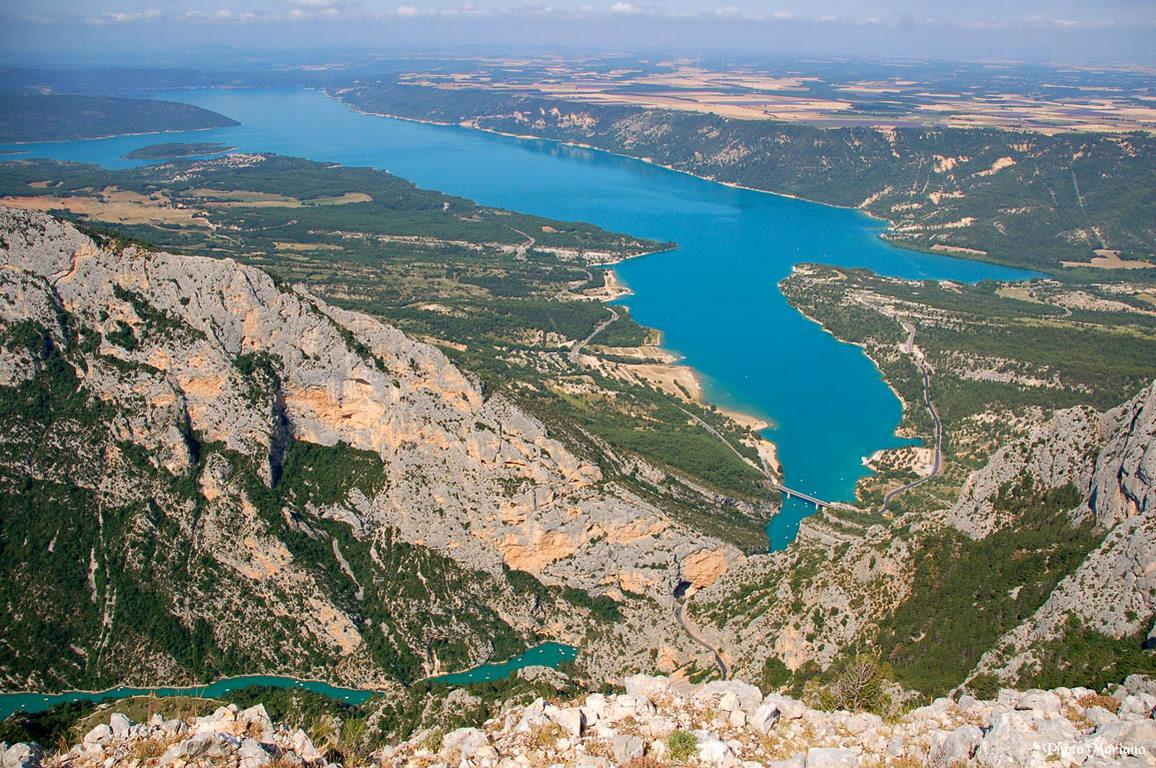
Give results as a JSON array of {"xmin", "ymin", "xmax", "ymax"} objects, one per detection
[{"xmin": 2, "ymin": 0, "xmax": 1155, "ymax": 64}]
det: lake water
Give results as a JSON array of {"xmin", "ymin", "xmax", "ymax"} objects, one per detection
[
  {"xmin": 0, "ymin": 643, "xmax": 577, "ymax": 720},
  {"xmin": 0, "ymin": 88, "xmax": 1035, "ymax": 549}
]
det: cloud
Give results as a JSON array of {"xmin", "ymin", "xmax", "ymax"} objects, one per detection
[
  {"xmin": 84, "ymin": 8, "xmax": 160, "ymax": 25},
  {"xmin": 183, "ymin": 9, "xmax": 270, "ymax": 22},
  {"xmin": 7, "ymin": 0, "xmax": 1147, "ymax": 39},
  {"xmin": 609, "ymin": 2, "xmax": 647, "ymax": 15}
]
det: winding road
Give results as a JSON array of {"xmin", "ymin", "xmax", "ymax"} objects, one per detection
[
  {"xmin": 568, "ymin": 305, "xmax": 619, "ymax": 363},
  {"xmin": 674, "ymin": 602, "xmax": 729, "ymax": 680},
  {"xmin": 507, "ymin": 226, "xmax": 536, "ymax": 259},
  {"xmin": 879, "ymin": 319, "xmax": 942, "ymax": 513},
  {"xmin": 677, "ymin": 406, "xmax": 764, "ymax": 474}
]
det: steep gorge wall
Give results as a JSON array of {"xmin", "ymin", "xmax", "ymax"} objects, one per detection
[{"xmin": 0, "ymin": 207, "xmax": 738, "ymax": 690}]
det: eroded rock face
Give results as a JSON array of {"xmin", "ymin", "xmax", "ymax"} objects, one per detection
[
  {"xmin": 0, "ymin": 206, "xmax": 740, "ymax": 687},
  {"xmin": 943, "ymin": 404, "xmax": 1102, "ymax": 540},
  {"xmin": 679, "ymin": 547, "xmax": 731, "ymax": 590},
  {"xmin": 1090, "ymin": 381, "xmax": 1156, "ymax": 529}
]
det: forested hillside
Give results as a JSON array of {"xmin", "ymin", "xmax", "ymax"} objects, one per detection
[
  {"xmin": 0, "ymin": 93, "xmax": 238, "ymax": 142},
  {"xmin": 341, "ymin": 84, "xmax": 1156, "ymax": 273}
]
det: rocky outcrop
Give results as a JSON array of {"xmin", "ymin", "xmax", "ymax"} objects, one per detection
[
  {"xmin": 17, "ymin": 702, "xmax": 326, "ymax": 768},
  {"xmin": 385, "ymin": 673, "xmax": 1156, "ymax": 768},
  {"xmin": 946, "ymin": 380, "xmax": 1156, "ymax": 539},
  {"xmin": 29, "ymin": 673, "xmax": 1156, "ymax": 767},
  {"xmin": 943, "ymin": 404, "xmax": 1102, "ymax": 539},
  {"xmin": 0, "ymin": 207, "xmax": 737, "ymax": 688},
  {"xmin": 1090, "ymin": 382, "xmax": 1156, "ymax": 529},
  {"xmin": 689, "ymin": 513, "xmax": 916, "ymax": 680}
]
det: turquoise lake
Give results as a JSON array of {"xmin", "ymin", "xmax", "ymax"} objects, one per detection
[
  {"xmin": 0, "ymin": 88, "xmax": 1035, "ymax": 549},
  {"xmin": 0, "ymin": 643, "xmax": 576, "ymax": 720}
]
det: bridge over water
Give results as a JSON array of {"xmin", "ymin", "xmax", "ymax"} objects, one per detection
[{"xmin": 772, "ymin": 482, "xmax": 856, "ymax": 512}]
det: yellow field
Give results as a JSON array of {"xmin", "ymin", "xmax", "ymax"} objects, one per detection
[
  {"xmin": 399, "ymin": 60, "xmax": 1156, "ymax": 134},
  {"xmin": 1061, "ymin": 250, "xmax": 1154, "ymax": 270},
  {"xmin": 192, "ymin": 189, "xmax": 373, "ymax": 207},
  {"xmin": 0, "ymin": 189, "xmax": 211, "ymax": 227}
]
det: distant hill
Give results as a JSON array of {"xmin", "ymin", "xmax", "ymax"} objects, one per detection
[{"xmin": 0, "ymin": 93, "xmax": 238, "ymax": 143}]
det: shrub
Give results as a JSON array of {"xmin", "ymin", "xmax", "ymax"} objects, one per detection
[
  {"xmin": 667, "ymin": 729, "xmax": 697, "ymax": 762},
  {"xmin": 419, "ymin": 728, "xmax": 444, "ymax": 752},
  {"xmin": 1078, "ymin": 693, "xmax": 1120, "ymax": 714},
  {"xmin": 759, "ymin": 657, "xmax": 792, "ymax": 692},
  {"xmin": 526, "ymin": 722, "xmax": 564, "ymax": 749},
  {"xmin": 821, "ymin": 655, "xmax": 892, "ymax": 714}
]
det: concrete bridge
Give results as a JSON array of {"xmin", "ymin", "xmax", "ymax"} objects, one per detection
[{"xmin": 772, "ymin": 482, "xmax": 841, "ymax": 511}]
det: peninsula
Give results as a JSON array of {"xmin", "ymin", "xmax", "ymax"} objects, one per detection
[{"xmin": 0, "ymin": 94, "xmax": 238, "ymax": 143}]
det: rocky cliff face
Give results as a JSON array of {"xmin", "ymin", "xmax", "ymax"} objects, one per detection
[
  {"xmin": 1090, "ymin": 385, "xmax": 1156, "ymax": 530},
  {"xmin": 943, "ymin": 404, "xmax": 1103, "ymax": 539},
  {"xmin": 0, "ymin": 207, "xmax": 738, "ymax": 690}
]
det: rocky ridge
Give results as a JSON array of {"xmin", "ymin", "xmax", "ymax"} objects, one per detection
[{"xmin": 8, "ymin": 673, "xmax": 1156, "ymax": 768}]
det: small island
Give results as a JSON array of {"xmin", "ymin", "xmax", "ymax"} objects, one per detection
[{"xmin": 122, "ymin": 142, "xmax": 238, "ymax": 160}]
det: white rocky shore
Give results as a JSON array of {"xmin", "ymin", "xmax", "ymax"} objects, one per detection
[{"xmin": 5, "ymin": 673, "xmax": 1155, "ymax": 768}]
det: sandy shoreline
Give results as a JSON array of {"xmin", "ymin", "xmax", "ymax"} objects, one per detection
[
  {"xmin": 586, "ymin": 271, "xmax": 781, "ymax": 473},
  {"xmin": 599, "ymin": 269, "xmax": 632, "ymax": 300}
]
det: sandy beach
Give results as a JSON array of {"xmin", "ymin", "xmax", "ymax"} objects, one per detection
[{"xmin": 575, "ymin": 284, "xmax": 782, "ymax": 478}]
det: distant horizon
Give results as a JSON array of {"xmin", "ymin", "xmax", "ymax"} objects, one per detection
[
  {"xmin": 1, "ymin": 1, "xmax": 1154, "ymax": 67},
  {"xmin": 3, "ymin": 43, "xmax": 1156, "ymax": 73}
]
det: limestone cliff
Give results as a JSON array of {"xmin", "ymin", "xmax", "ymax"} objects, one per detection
[{"xmin": 0, "ymin": 207, "xmax": 739, "ymax": 690}]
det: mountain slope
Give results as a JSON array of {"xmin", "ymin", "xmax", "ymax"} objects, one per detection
[
  {"xmin": 0, "ymin": 207, "xmax": 738, "ymax": 691},
  {"xmin": 693, "ymin": 381, "xmax": 1156, "ymax": 695}
]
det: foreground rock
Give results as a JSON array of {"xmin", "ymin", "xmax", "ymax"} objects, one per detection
[
  {"xmin": 7, "ymin": 703, "xmax": 323, "ymax": 767},
  {"xmin": 27, "ymin": 674, "xmax": 1156, "ymax": 767}
]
